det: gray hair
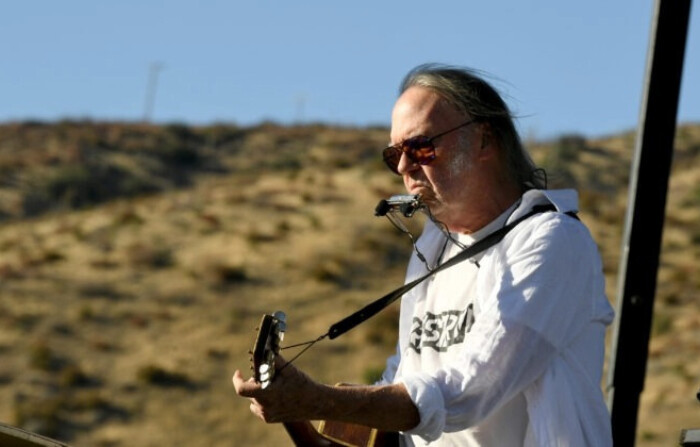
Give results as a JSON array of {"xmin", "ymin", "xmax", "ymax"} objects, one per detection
[{"xmin": 399, "ymin": 63, "xmax": 546, "ymax": 190}]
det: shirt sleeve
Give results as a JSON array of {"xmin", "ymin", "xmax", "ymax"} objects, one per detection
[
  {"xmin": 401, "ymin": 213, "xmax": 605, "ymax": 440},
  {"xmin": 401, "ymin": 320, "xmax": 557, "ymax": 440},
  {"xmin": 376, "ymin": 342, "xmax": 401, "ymax": 385}
]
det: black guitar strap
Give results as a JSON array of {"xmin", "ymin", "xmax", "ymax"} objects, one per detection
[{"xmin": 326, "ymin": 204, "xmax": 566, "ymax": 339}]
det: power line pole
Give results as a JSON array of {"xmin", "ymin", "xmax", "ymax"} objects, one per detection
[
  {"xmin": 143, "ymin": 62, "xmax": 164, "ymax": 123},
  {"xmin": 606, "ymin": 0, "xmax": 692, "ymax": 445}
]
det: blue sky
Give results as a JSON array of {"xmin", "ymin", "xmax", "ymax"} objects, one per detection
[{"xmin": 2, "ymin": 1, "xmax": 698, "ymax": 139}]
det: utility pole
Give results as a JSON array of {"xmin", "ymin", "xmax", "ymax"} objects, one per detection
[
  {"xmin": 294, "ymin": 93, "xmax": 307, "ymax": 124},
  {"xmin": 605, "ymin": 0, "xmax": 692, "ymax": 445},
  {"xmin": 143, "ymin": 62, "xmax": 164, "ymax": 123}
]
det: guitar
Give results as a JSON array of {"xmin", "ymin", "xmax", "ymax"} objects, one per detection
[
  {"xmin": 0, "ymin": 421, "xmax": 71, "ymax": 447},
  {"xmin": 250, "ymin": 312, "xmax": 399, "ymax": 447}
]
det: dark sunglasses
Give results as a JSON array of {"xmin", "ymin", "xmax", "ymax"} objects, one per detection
[{"xmin": 382, "ymin": 119, "xmax": 478, "ymax": 175}]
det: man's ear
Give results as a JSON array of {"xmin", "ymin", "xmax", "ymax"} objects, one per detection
[
  {"xmin": 476, "ymin": 124, "xmax": 500, "ymax": 163},
  {"xmin": 479, "ymin": 123, "xmax": 493, "ymax": 150}
]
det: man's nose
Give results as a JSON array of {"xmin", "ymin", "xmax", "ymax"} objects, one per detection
[{"xmin": 396, "ymin": 152, "xmax": 419, "ymax": 175}]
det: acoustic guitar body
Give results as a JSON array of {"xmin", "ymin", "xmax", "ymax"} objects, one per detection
[{"xmin": 283, "ymin": 420, "xmax": 399, "ymax": 447}]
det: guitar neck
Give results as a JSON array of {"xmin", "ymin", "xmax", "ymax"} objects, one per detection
[{"xmin": 250, "ymin": 313, "xmax": 398, "ymax": 447}]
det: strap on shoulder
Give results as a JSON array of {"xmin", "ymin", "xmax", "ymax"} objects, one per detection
[{"xmin": 327, "ymin": 204, "xmax": 562, "ymax": 339}]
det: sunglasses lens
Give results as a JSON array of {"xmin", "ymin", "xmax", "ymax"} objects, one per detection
[
  {"xmin": 382, "ymin": 146, "xmax": 402, "ymax": 174},
  {"xmin": 382, "ymin": 137, "xmax": 437, "ymax": 174},
  {"xmin": 404, "ymin": 137, "xmax": 435, "ymax": 165}
]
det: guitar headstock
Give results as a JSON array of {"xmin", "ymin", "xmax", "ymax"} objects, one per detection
[{"xmin": 251, "ymin": 311, "xmax": 286, "ymax": 389}]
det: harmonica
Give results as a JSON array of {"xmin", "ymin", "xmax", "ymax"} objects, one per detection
[{"xmin": 374, "ymin": 194, "xmax": 424, "ymax": 218}]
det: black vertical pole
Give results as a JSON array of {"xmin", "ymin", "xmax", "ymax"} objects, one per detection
[{"xmin": 606, "ymin": 0, "xmax": 692, "ymax": 446}]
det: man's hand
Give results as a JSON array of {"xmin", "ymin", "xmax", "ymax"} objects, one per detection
[
  {"xmin": 232, "ymin": 356, "xmax": 321, "ymax": 423},
  {"xmin": 232, "ymin": 357, "xmax": 420, "ymax": 431}
]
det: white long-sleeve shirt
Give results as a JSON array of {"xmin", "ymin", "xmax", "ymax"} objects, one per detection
[{"xmin": 380, "ymin": 189, "xmax": 615, "ymax": 446}]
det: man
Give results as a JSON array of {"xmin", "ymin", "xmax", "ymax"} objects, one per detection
[{"xmin": 233, "ymin": 64, "xmax": 615, "ymax": 446}]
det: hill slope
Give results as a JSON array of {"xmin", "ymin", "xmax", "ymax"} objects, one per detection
[{"xmin": 0, "ymin": 121, "xmax": 698, "ymax": 446}]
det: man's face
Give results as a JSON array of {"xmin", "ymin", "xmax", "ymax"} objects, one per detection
[{"xmin": 390, "ymin": 86, "xmax": 484, "ymax": 228}]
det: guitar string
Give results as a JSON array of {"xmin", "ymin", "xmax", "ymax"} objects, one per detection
[{"xmin": 277, "ymin": 333, "xmax": 329, "ymax": 374}]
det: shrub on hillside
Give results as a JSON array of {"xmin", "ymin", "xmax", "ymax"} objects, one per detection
[{"xmin": 21, "ymin": 162, "xmax": 161, "ymax": 216}]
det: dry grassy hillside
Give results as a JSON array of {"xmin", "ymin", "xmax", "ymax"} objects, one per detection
[{"xmin": 0, "ymin": 121, "xmax": 698, "ymax": 446}]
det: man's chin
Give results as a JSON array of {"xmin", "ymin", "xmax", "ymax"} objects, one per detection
[{"xmin": 423, "ymin": 201, "xmax": 445, "ymax": 219}]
